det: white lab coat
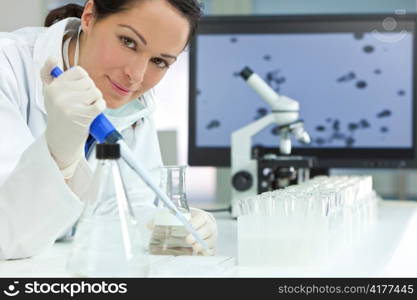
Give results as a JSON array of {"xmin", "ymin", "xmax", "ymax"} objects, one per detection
[{"xmin": 0, "ymin": 18, "xmax": 163, "ymax": 260}]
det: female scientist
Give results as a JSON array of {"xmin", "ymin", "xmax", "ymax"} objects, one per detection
[{"xmin": 0, "ymin": 0, "xmax": 217, "ymax": 259}]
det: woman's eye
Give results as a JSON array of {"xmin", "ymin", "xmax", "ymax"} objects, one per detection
[
  {"xmin": 120, "ymin": 36, "xmax": 136, "ymax": 50},
  {"xmin": 151, "ymin": 58, "xmax": 169, "ymax": 69}
]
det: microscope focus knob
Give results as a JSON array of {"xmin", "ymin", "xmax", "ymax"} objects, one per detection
[{"xmin": 232, "ymin": 171, "xmax": 253, "ymax": 191}]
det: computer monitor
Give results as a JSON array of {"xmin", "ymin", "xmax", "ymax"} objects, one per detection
[{"xmin": 188, "ymin": 14, "xmax": 417, "ymax": 168}]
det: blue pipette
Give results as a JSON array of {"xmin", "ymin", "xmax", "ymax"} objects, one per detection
[{"xmin": 50, "ymin": 66, "xmax": 208, "ymax": 250}]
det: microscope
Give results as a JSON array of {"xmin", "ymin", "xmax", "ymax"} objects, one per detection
[{"xmin": 231, "ymin": 67, "xmax": 316, "ymax": 217}]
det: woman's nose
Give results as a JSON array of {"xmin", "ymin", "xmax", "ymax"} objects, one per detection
[{"xmin": 125, "ymin": 56, "xmax": 148, "ymax": 85}]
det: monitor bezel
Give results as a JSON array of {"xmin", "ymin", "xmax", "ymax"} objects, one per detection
[{"xmin": 188, "ymin": 14, "xmax": 417, "ymax": 168}]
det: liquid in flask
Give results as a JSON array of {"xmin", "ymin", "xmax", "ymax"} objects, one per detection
[{"xmin": 149, "ymin": 165, "xmax": 194, "ymax": 256}]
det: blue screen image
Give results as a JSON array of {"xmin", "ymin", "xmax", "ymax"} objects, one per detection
[{"xmin": 195, "ymin": 32, "xmax": 413, "ymax": 149}]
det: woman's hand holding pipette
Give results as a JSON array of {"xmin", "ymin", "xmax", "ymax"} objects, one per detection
[{"xmin": 41, "ymin": 57, "xmax": 105, "ymax": 179}]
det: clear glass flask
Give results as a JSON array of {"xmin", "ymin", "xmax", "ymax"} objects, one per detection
[
  {"xmin": 67, "ymin": 143, "xmax": 150, "ymax": 277},
  {"xmin": 149, "ymin": 165, "xmax": 194, "ymax": 255}
]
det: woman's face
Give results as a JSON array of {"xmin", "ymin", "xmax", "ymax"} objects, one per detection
[{"xmin": 79, "ymin": 0, "xmax": 190, "ymax": 109}]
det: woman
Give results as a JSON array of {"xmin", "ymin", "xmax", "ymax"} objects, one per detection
[{"xmin": 0, "ymin": 0, "xmax": 217, "ymax": 260}]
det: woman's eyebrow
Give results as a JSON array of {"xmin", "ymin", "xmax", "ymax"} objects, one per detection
[
  {"xmin": 161, "ymin": 54, "xmax": 177, "ymax": 61},
  {"xmin": 118, "ymin": 24, "xmax": 147, "ymax": 45},
  {"xmin": 118, "ymin": 24, "xmax": 177, "ymax": 61}
]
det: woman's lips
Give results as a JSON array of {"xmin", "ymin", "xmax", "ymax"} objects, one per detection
[{"xmin": 107, "ymin": 76, "xmax": 132, "ymax": 96}]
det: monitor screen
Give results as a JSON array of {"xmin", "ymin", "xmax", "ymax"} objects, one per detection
[{"xmin": 188, "ymin": 14, "xmax": 417, "ymax": 168}]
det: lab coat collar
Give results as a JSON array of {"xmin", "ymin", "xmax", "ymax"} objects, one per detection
[{"xmin": 33, "ymin": 18, "xmax": 81, "ymax": 113}]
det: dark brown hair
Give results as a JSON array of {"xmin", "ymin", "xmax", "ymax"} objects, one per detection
[
  {"xmin": 44, "ymin": 4, "xmax": 84, "ymax": 27},
  {"xmin": 44, "ymin": 0, "xmax": 201, "ymax": 44}
]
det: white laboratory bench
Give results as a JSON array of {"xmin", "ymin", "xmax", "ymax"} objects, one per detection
[{"xmin": 1, "ymin": 200, "xmax": 417, "ymax": 278}]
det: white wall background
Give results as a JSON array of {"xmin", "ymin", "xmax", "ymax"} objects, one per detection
[{"xmin": 0, "ymin": 0, "xmax": 45, "ymax": 31}]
